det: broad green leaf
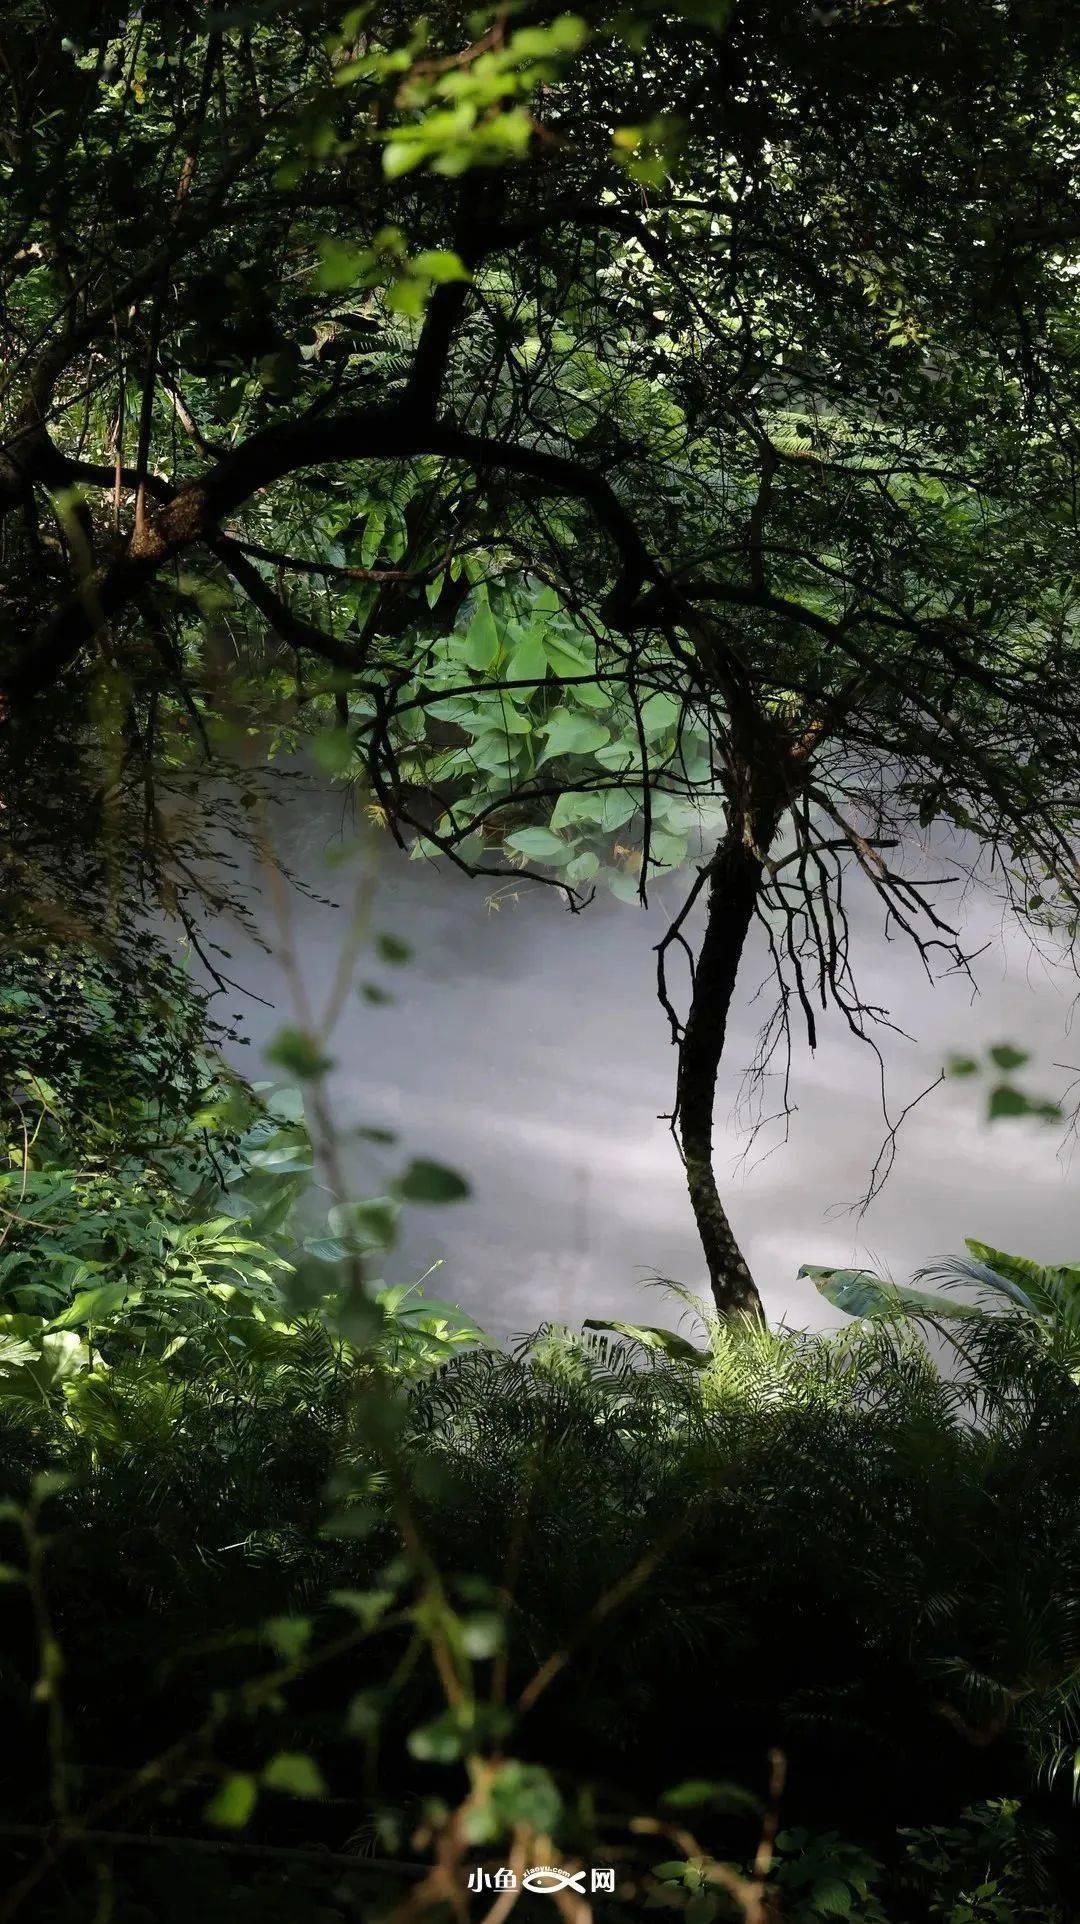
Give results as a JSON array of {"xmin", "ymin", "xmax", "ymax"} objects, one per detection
[
  {"xmin": 583, "ymin": 1318, "xmax": 707, "ymax": 1363},
  {"xmin": 646, "ymin": 829, "xmax": 688, "ymax": 868},
  {"xmin": 505, "ymin": 826, "xmax": 568, "ymax": 862},
  {"xmin": 397, "ymin": 1159, "xmax": 470, "ymax": 1203},
  {"xmin": 476, "ymin": 697, "xmax": 533, "ymax": 736},
  {"xmin": 314, "ymin": 237, "xmax": 367, "ymax": 291},
  {"xmin": 961, "ymin": 1240, "xmax": 1080, "ymax": 1316},
  {"xmin": 412, "ymin": 248, "xmax": 471, "ymax": 284},
  {"xmin": 264, "ymin": 1616, "xmax": 313, "ymax": 1661},
  {"xmin": 464, "ymin": 596, "xmax": 500, "ymax": 670},
  {"xmin": 989, "ymin": 1043, "xmax": 1030, "ymax": 1071},
  {"xmin": 662, "ymin": 1780, "xmax": 762, "ymax": 1813},
  {"xmin": 50, "ymin": 1283, "xmax": 130, "ymax": 1329},
  {"xmin": 800, "ymin": 1265, "xmax": 979, "ymax": 1321},
  {"xmin": 812, "ymin": 1878, "xmax": 859, "ymax": 1916},
  {"xmin": 538, "ymin": 710, "xmax": 610, "ymax": 762},
  {"xmin": 329, "ymin": 1586, "xmax": 396, "ymax": 1626},
  {"xmin": 549, "ymin": 791, "xmax": 600, "ymax": 830},
  {"xmin": 599, "ymin": 788, "xmax": 641, "ymax": 830},
  {"xmin": 205, "ymin": 1774, "xmax": 258, "ymax": 1829},
  {"xmin": 266, "ymin": 1027, "xmax": 333, "ymax": 1082},
  {"xmin": 262, "ymin": 1752, "xmax": 326, "ymax": 1798},
  {"xmin": 542, "ymin": 633, "xmax": 588, "ymax": 677},
  {"xmin": 506, "ymin": 629, "xmax": 548, "ymax": 686},
  {"xmin": 301, "ymin": 1236, "xmax": 351, "ymax": 1264},
  {"xmin": 594, "ymin": 740, "xmax": 639, "ymax": 773},
  {"xmin": 486, "ymin": 1760, "xmax": 562, "ymax": 1833},
  {"xmin": 408, "ymin": 1712, "xmax": 466, "ymax": 1762},
  {"xmin": 640, "ymin": 692, "xmax": 683, "ymax": 738},
  {"xmin": 988, "ymin": 1083, "xmax": 1033, "ymax": 1119},
  {"xmin": 328, "ymin": 1197, "xmax": 400, "ymax": 1249}
]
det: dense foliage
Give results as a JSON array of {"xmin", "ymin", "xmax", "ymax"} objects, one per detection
[
  {"xmin": 5, "ymin": 1241, "xmax": 1080, "ymax": 1918},
  {"xmin": 0, "ymin": 949, "xmax": 1079, "ymax": 1919},
  {"xmin": 5, "ymin": 2, "xmax": 1080, "ymax": 1917}
]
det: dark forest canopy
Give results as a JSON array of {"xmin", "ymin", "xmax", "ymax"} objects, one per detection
[{"xmin": 4, "ymin": 0, "xmax": 1080, "ymax": 1311}]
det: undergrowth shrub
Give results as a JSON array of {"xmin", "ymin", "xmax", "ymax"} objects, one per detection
[{"xmin": 3, "ymin": 947, "xmax": 1080, "ymax": 1918}]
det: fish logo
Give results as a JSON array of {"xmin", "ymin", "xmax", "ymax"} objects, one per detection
[{"xmin": 522, "ymin": 1866, "xmax": 588, "ymax": 1895}]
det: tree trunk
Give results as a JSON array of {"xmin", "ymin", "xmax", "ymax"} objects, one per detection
[{"xmin": 676, "ymin": 821, "xmax": 772, "ymax": 1321}]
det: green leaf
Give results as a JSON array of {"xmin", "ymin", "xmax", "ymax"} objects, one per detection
[
  {"xmin": 376, "ymin": 932, "xmax": 412, "ymax": 965},
  {"xmin": 30, "ymin": 1470, "xmax": 75, "ymax": 1502},
  {"xmin": 506, "ymin": 630, "xmax": 549, "ymax": 686},
  {"xmin": 812, "ymin": 1878, "xmax": 858, "ymax": 1917},
  {"xmin": 653, "ymin": 1861, "xmax": 692, "ymax": 1884},
  {"xmin": 205, "ymin": 1773, "xmax": 258, "ymax": 1829},
  {"xmin": 459, "ymin": 1610, "xmax": 505, "ymax": 1658},
  {"xmin": 505, "ymin": 826, "xmax": 568, "ymax": 863},
  {"xmin": 321, "ymin": 1503, "xmax": 379, "ymax": 1541},
  {"xmin": 312, "ymin": 727, "xmax": 355, "ymax": 777},
  {"xmin": 963, "ymin": 1240, "xmax": 1045, "ymax": 1294},
  {"xmin": 408, "ymin": 1710, "xmax": 466, "ymax": 1762},
  {"xmin": 646, "ymin": 829, "xmax": 688, "ymax": 870},
  {"xmin": 989, "ymin": 1043, "xmax": 1030, "ymax": 1072},
  {"xmin": 329, "ymin": 1587, "xmax": 396, "ymax": 1627},
  {"xmin": 987, "ymin": 1082, "xmax": 1043, "ymax": 1120},
  {"xmin": 328, "ymin": 1197, "xmax": 400, "ymax": 1250},
  {"xmin": 397, "ymin": 1159, "xmax": 470, "ymax": 1204},
  {"xmin": 361, "ymin": 508, "xmax": 385, "ymax": 567},
  {"xmin": 263, "ymin": 1615, "xmax": 313, "ymax": 1661},
  {"xmin": 549, "ymin": 791, "xmax": 599, "ymax": 830},
  {"xmin": 542, "ymin": 633, "xmax": 587, "ymax": 677},
  {"xmin": 384, "ymin": 273, "xmax": 429, "ymax": 319},
  {"xmin": 640, "ymin": 692, "xmax": 683, "ymax": 738},
  {"xmin": 411, "ymin": 249, "xmax": 472, "ymax": 284},
  {"xmin": 463, "ymin": 596, "xmax": 500, "ymax": 670},
  {"xmin": 314, "ymin": 237, "xmax": 367, "ymax": 291},
  {"xmin": 538, "ymin": 709, "xmax": 610, "ymax": 763},
  {"xmin": 302, "ymin": 1236, "xmax": 350, "ymax": 1264},
  {"xmin": 583, "ymin": 1318, "xmax": 707, "ymax": 1363},
  {"xmin": 800, "ymin": 1265, "xmax": 979, "ymax": 1321},
  {"xmin": 266, "ymin": 1027, "xmax": 333, "ymax": 1082},
  {"xmin": 960, "ymin": 1239, "xmax": 1070, "ymax": 1315},
  {"xmin": 599, "ymin": 789, "xmax": 640, "ymax": 831},
  {"xmin": 662, "ymin": 1780, "xmax": 761, "ymax": 1814},
  {"xmin": 382, "ymin": 139, "xmax": 427, "ymax": 181},
  {"xmin": 34, "ymin": 1330, "xmax": 91, "ymax": 1386},
  {"xmin": 50, "ymin": 1282, "xmax": 130, "ymax": 1329},
  {"xmin": 570, "ymin": 677, "xmax": 609, "ymax": 710},
  {"xmin": 487, "ymin": 1760, "xmax": 562, "ymax": 1833},
  {"xmin": 262, "ymin": 1752, "xmax": 326, "ymax": 1798}
]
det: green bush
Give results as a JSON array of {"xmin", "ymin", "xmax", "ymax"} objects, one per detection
[{"xmin": 3, "ymin": 949, "xmax": 1079, "ymax": 1919}]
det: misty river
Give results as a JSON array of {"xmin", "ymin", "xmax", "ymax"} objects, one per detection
[{"xmin": 201, "ymin": 777, "xmax": 1080, "ymax": 1337}]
